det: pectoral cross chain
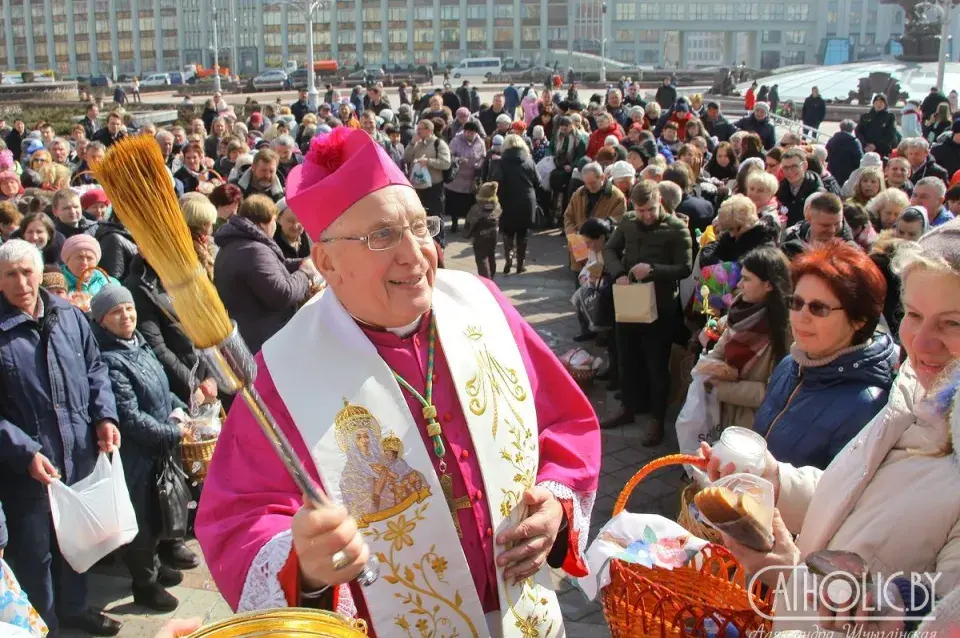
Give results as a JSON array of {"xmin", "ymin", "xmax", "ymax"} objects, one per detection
[{"xmin": 440, "ymin": 473, "xmax": 472, "ymax": 538}]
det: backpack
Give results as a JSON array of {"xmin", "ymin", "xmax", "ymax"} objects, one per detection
[{"xmin": 434, "ymin": 138, "xmax": 459, "ymax": 184}]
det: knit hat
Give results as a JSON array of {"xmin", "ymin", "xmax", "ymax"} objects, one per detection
[
  {"xmin": 532, "ymin": 125, "xmax": 545, "ymax": 141},
  {"xmin": 285, "ymin": 127, "xmax": 411, "ymax": 239},
  {"xmin": 628, "ymin": 106, "xmax": 645, "ymax": 118},
  {"xmin": 738, "ymin": 157, "xmax": 766, "ymax": 174},
  {"xmin": 23, "ymin": 139, "xmax": 44, "ymax": 158},
  {"xmin": 496, "ymin": 114, "xmax": 512, "ymax": 125},
  {"xmin": 510, "ymin": 120, "xmax": 526, "ymax": 133},
  {"xmin": 90, "ymin": 284, "xmax": 134, "ymax": 323},
  {"xmin": 872, "ymin": 93, "xmax": 887, "ymax": 105},
  {"xmin": 860, "ymin": 152, "xmax": 882, "ymax": 168},
  {"xmin": 476, "ymin": 181, "xmax": 498, "ymax": 202},
  {"xmin": 604, "ymin": 135, "xmax": 619, "ymax": 146},
  {"xmin": 379, "ymin": 109, "xmax": 394, "ymax": 123},
  {"xmin": 41, "ymin": 271, "xmax": 66, "ymax": 292},
  {"xmin": 917, "ymin": 217, "xmax": 960, "ymax": 271},
  {"xmin": 0, "ymin": 150, "xmax": 13, "ymax": 172},
  {"xmin": 605, "ymin": 160, "xmax": 635, "ymax": 182},
  {"xmin": 754, "ymin": 101, "xmax": 770, "ymax": 113},
  {"xmin": 492, "ymin": 134, "xmax": 504, "ymax": 148},
  {"xmin": 60, "ymin": 233, "xmax": 101, "ymax": 264},
  {"xmin": 80, "ymin": 189, "xmax": 110, "ymax": 210},
  {"xmin": 249, "ymin": 112, "xmax": 263, "ymax": 124}
]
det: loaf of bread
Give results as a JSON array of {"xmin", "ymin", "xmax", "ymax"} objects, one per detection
[{"xmin": 695, "ymin": 486, "xmax": 774, "ymax": 552}]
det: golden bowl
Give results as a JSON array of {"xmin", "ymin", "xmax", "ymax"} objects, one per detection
[{"xmin": 188, "ymin": 608, "xmax": 368, "ymax": 637}]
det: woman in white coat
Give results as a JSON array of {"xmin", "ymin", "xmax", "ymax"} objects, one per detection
[{"xmin": 702, "ymin": 218, "xmax": 960, "ymax": 634}]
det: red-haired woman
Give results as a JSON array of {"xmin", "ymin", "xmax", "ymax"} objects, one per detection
[{"xmin": 751, "ymin": 240, "xmax": 897, "ymax": 469}]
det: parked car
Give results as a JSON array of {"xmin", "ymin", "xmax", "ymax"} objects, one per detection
[
  {"xmin": 288, "ymin": 68, "xmax": 321, "ymax": 90},
  {"xmin": 252, "ymin": 69, "xmax": 288, "ymax": 91},
  {"xmin": 168, "ymin": 71, "xmax": 187, "ymax": 86},
  {"xmin": 89, "ymin": 75, "xmax": 112, "ymax": 87},
  {"xmin": 505, "ymin": 65, "xmax": 555, "ymax": 84},
  {"xmin": 346, "ymin": 67, "xmax": 386, "ymax": 82},
  {"xmin": 141, "ymin": 73, "xmax": 172, "ymax": 87}
]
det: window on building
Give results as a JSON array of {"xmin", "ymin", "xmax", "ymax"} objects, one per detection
[
  {"xmin": 362, "ymin": 29, "xmax": 379, "ymax": 43},
  {"xmin": 441, "ymin": 6, "xmax": 459, "ymax": 20},
  {"xmin": 414, "ymin": 6, "xmax": 433, "ymax": 20},
  {"xmin": 388, "ymin": 7, "xmax": 405, "ymax": 21},
  {"xmin": 664, "ymin": 4, "xmax": 684, "ymax": 19},
  {"xmin": 762, "ymin": 30, "xmax": 781, "ymax": 43},
  {"xmin": 522, "ymin": 3, "xmax": 539, "ymax": 19},
  {"xmin": 785, "ymin": 30, "xmax": 806, "ymax": 44},
  {"xmin": 338, "ymin": 30, "xmax": 356, "ymax": 44},
  {"xmin": 414, "ymin": 28, "xmax": 433, "ymax": 42},
  {"xmin": 441, "ymin": 28, "xmax": 458, "ymax": 43},
  {"xmin": 614, "ymin": 3, "xmax": 635, "ymax": 20},
  {"xmin": 389, "ymin": 29, "xmax": 406, "ymax": 43},
  {"xmin": 467, "ymin": 27, "xmax": 485, "ymax": 42},
  {"xmin": 494, "ymin": 27, "xmax": 512, "ymax": 43},
  {"xmin": 786, "ymin": 4, "xmax": 810, "ymax": 20},
  {"xmin": 363, "ymin": 50, "xmax": 381, "ymax": 65},
  {"xmin": 615, "ymin": 29, "xmax": 632, "ymax": 42},
  {"xmin": 338, "ymin": 9, "xmax": 357, "ymax": 24},
  {"xmin": 689, "ymin": 3, "xmax": 710, "ymax": 20},
  {"xmin": 494, "ymin": 4, "xmax": 513, "ymax": 18},
  {"xmin": 466, "ymin": 5, "xmax": 485, "ymax": 19},
  {"xmin": 521, "ymin": 26, "xmax": 539, "ymax": 42},
  {"xmin": 617, "ymin": 49, "xmax": 634, "ymax": 63},
  {"xmin": 362, "ymin": 7, "xmax": 381, "ymax": 22},
  {"xmin": 548, "ymin": 26, "xmax": 567, "ymax": 41}
]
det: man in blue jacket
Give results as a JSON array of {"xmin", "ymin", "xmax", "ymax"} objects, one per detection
[{"xmin": 0, "ymin": 239, "xmax": 122, "ymax": 636}]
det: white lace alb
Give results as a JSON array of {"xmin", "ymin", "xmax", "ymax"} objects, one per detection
[{"xmin": 537, "ymin": 480, "xmax": 596, "ymax": 560}]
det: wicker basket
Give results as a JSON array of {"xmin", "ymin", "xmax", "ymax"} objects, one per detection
[
  {"xmin": 181, "ymin": 438, "xmax": 217, "ymax": 483},
  {"xmin": 677, "ymin": 483, "xmax": 725, "ymax": 546},
  {"xmin": 561, "ymin": 347, "xmax": 598, "ymax": 386},
  {"xmin": 601, "ymin": 454, "xmax": 773, "ymax": 637}
]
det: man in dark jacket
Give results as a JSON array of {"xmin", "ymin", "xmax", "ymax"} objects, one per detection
[
  {"xmin": 777, "ymin": 148, "xmax": 825, "ymax": 226},
  {"xmin": 826, "ymin": 119, "xmax": 864, "ymax": 186},
  {"xmin": 901, "ymin": 137, "xmax": 950, "ymax": 185},
  {"xmin": 801, "ymin": 87, "xmax": 827, "ymax": 134},
  {"xmin": 469, "ymin": 86, "xmax": 482, "ymax": 113},
  {"xmin": 601, "ymin": 180, "xmax": 692, "ymax": 444},
  {"xmin": 921, "ymin": 86, "xmax": 949, "ymax": 123},
  {"xmin": 735, "ymin": 102, "xmax": 777, "ymax": 150},
  {"xmin": 52, "ymin": 189, "xmax": 99, "ymax": 259},
  {"xmin": 90, "ymin": 285, "xmax": 187, "ymax": 612},
  {"xmin": 0, "ymin": 239, "xmax": 122, "ymax": 636},
  {"xmin": 703, "ymin": 102, "xmax": 737, "ymax": 142},
  {"xmin": 441, "ymin": 84, "xmax": 461, "ymax": 113},
  {"xmin": 663, "ymin": 163, "xmax": 714, "ymax": 234},
  {"xmin": 479, "ymin": 93, "xmax": 509, "ymax": 136},
  {"xmin": 81, "ymin": 103, "xmax": 100, "ymax": 140},
  {"xmin": 363, "ymin": 86, "xmax": 392, "ymax": 116},
  {"xmin": 456, "ymin": 81, "xmax": 471, "ymax": 112},
  {"xmin": 214, "ymin": 195, "xmax": 314, "ymax": 353},
  {"xmin": 290, "ymin": 89, "xmax": 314, "ymax": 124},
  {"xmin": 91, "ymin": 110, "xmax": 127, "ymax": 148},
  {"xmin": 623, "ymin": 82, "xmax": 646, "ymax": 109},
  {"xmin": 767, "ymin": 84, "xmax": 780, "ymax": 114},
  {"xmin": 504, "ymin": 83, "xmax": 521, "ymax": 116},
  {"xmin": 231, "ymin": 148, "xmax": 286, "ymax": 202},
  {"xmin": 4, "ymin": 119, "xmax": 25, "ymax": 161},
  {"xmin": 855, "ymin": 94, "xmax": 899, "ymax": 157},
  {"xmin": 932, "ymin": 120, "xmax": 960, "ymax": 179},
  {"xmin": 654, "ymin": 77, "xmax": 677, "ymax": 111},
  {"xmin": 781, "ymin": 192, "xmax": 856, "ymax": 252},
  {"xmin": 95, "ymin": 216, "xmax": 138, "ymax": 282}
]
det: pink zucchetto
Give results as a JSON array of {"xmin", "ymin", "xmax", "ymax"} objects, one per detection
[{"xmin": 285, "ymin": 127, "xmax": 412, "ymax": 240}]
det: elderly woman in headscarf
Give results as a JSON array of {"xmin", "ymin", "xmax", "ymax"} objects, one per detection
[
  {"xmin": 180, "ymin": 193, "xmax": 218, "ymax": 280},
  {"xmin": 0, "ymin": 169, "xmax": 23, "ymax": 204},
  {"xmin": 59, "ymin": 234, "xmax": 122, "ymax": 310}
]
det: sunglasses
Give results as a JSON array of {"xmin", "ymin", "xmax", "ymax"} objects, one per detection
[{"xmin": 786, "ymin": 294, "xmax": 843, "ymax": 318}]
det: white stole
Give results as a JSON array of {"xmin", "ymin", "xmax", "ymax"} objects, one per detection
[{"xmin": 262, "ymin": 269, "xmax": 564, "ymax": 637}]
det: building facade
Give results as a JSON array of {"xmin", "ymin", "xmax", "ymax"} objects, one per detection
[{"xmin": 0, "ymin": 0, "xmax": 918, "ymax": 77}]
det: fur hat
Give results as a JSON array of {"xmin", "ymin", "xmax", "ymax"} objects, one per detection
[{"xmin": 476, "ymin": 181, "xmax": 498, "ymax": 202}]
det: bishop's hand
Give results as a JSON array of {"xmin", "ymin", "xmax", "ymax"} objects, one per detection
[
  {"xmin": 292, "ymin": 503, "xmax": 371, "ymax": 589},
  {"xmin": 496, "ymin": 486, "xmax": 564, "ymax": 585}
]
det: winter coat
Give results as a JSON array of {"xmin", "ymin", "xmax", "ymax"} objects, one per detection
[
  {"xmin": 901, "ymin": 104, "xmax": 923, "ymax": 138},
  {"xmin": 495, "ymin": 147, "xmax": 539, "ymax": 235},
  {"xmin": 771, "ymin": 361, "xmax": 960, "ymax": 630},
  {"xmin": 201, "ymin": 107, "xmax": 218, "ymax": 132},
  {"xmin": 213, "ymin": 216, "xmax": 311, "ymax": 354},
  {"xmin": 776, "ymin": 171, "xmax": 826, "ymax": 227},
  {"xmin": 702, "ymin": 309, "xmax": 785, "ymax": 430},
  {"xmin": 277, "ymin": 154, "xmax": 304, "ymax": 181},
  {"xmin": 825, "ymin": 132, "xmax": 864, "ymax": 187},
  {"xmin": 551, "ymin": 131, "xmax": 588, "ymax": 170},
  {"xmin": 801, "ymin": 95, "xmax": 827, "ymax": 129},
  {"xmin": 403, "ymin": 135, "xmax": 452, "ymax": 189},
  {"xmin": 744, "ymin": 88, "xmax": 756, "ymax": 111},
  {"xmin": 699, "ymin": 219, "xmax": 780, "ymax": 268},
  {"xmin": 676, "ymin": 193, "xmax": 715, "ymax": 235},
  {"xmin": 445, "ymin": 132, "xmax": 486, "ymax": 195},
  {"xmin": 781, "ymin": 217, "xmax": 857, "ymax": 249},
  {"xmin": 586, "ymin": 122, "xmax": 625, "ymax": 159},
  {"xmin": 563, "ymin": 181, "xmax": 626, "ymax": 268},
  {"xmin": 95, "ymin": 220, "xmax": 139, "ymax": 282},
  {"xmin": 204, "ymin": 135, "xmax": 222, "ymax": 161},
  {"xmin": 94, "ymin": 325, "xmax": 184, "ymax": 522},
  {"xmin": 655, "ymin": 84, "xmax": 677, "ymax": 111},
  {"xmin": 734, "ymin": 114, "xmax": 776, "ymax": 150},
  {"xmin": 504, "ymin": 85, "xmax": 521, "ymax": 116},
  {"xmin": 820, "ymin": 171, "xmax": 841, "ymax": 197},
  {"xmin": 91, "ymin": 128, "xmax": 126, "ymax": 148},
  {"xmin": 703, "ymin": 114, "xmax": 737, "ymax": 143},
  {"xmin": 932, "ymin": 137, "xmax": 960, "ymax": 179},
  {"xmin": 290, "ymin": 99, "xmax": 313, "ymax": 124},
  {"xmin": 231, "ymin": 165, "xmax": 286, "ymax": 202},
  {"xmin": 174, "ymin": 166, "xmax": 217, "ymax": 194},
  {"xmin": 442, "ymin": 91, "xmax": 461, "ymax": 114},
  {"xmin": 753, "ymin": 333, "xmax": 897, "ymax": 470},
  {"xmin": 921, "ymin": 90, "xmax": 949, "ymax": 122},
  {"xmin": 60, "ymin": 265, "xmax": 120, "ymax": 298},
  {"xmin": 463, "ymin": 201, "xmax": 501, "ymax": 239},
  {"xmin": 455, "ymin": 87, "xmax": 470, "ymax": 112},
  {"xmin": 521, "ymin": 96, "xmax": 539, "ymax": 126},
  {"xmin": 855, "ymin": 108, "xmax": 899, "ymax": 157},
  {"xmin": 124, "ymin": 256, "xmax": 208, "ymax": 404},
  {"xmin": 603, "ymin": 211, "xmax": 693, "ymax": 316},
  {"xmin": 478, "ymin": 106, "xmax": 510, "ymax": 137},
  {"xmin": 910, "ymin": 154, "xmax": 950, "ymax": 186},
  {"xmin": 0, "ymin": 290, "xmax": 118, "ymax": 500}
]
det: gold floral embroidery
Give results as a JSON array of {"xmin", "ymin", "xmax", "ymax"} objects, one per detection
[
  {"xmin": 463, "ymin": 326, "xmax": 527, "ymax": 438},
  {"xmin": 364, "ymin": 503, "xmax": 479, "ymax": 637}
]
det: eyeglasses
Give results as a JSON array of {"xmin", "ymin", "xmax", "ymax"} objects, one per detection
[
  {"xmin": 786, "ymin": 294, "xmax": 843, "ymax": 318},
  {"xmin": 321, "ymin": 216, "xmax": 442, "ymax": 251}
]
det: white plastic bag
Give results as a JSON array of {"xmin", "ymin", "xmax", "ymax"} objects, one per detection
[
  {"xmin": 410, "ymin": 163, "xmax": 432, "ymax": 188},
  {"xmin": 674, "ymin": 371, "xmax": 721, "ymax": 458},
  {"xmin": 536, "ymin": 155, "xmax": 556, "ymax": 190},
  {"xmin": 48, "ymin": 452, "xmax": 138, "ymax": 573}
]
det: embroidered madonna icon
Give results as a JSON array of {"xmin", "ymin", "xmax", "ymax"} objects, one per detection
[{"xmin": 334, "ymin": 399, "xmax": 431, "ymax": 528}]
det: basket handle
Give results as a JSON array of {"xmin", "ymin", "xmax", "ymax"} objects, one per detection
[{"xmin": 613, "ymin": 454, "xmax": 707, "ymax": 517}]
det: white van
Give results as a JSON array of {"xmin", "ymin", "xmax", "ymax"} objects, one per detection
[{"xmin": 451, "ymin": 57, "xmax": 503, "ymax": 82}]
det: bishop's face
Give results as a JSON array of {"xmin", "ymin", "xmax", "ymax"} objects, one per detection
[{"xmin": 313, "ymin": 185, "xmax": 438, "ymax": 330}]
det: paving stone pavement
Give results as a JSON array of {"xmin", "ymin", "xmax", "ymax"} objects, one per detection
[{"xmin": 69, "ymin": 226, "xmax": 688, "ymax": 638}]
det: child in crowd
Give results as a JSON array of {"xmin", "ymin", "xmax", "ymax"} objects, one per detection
[{"xmin": 462, "ymin": 182, "xmax": 501, "ymax": 279}]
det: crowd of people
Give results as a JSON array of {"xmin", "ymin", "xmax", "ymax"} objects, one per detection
[{"xmin": 0, "ymin": 73, "xmax": 958, "ymax": 637}]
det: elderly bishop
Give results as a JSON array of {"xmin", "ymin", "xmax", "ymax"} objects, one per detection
[{"xmin": 195, "ymin": 127, "xmax": 601, "ymax": 637}]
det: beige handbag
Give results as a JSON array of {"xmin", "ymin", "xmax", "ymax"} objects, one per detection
[{"xmin": 613, "ymin": 281, "xmax": 658, "ymax": 323}]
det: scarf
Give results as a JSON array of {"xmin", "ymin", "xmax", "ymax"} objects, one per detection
[{"xmin": 723, "ymin": 296, "xmax": 771, "ymax": 374}]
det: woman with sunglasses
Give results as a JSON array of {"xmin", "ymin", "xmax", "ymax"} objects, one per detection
[{"xmin": 751, "ymin": 240, "xmax": 896, "ymax": 469}]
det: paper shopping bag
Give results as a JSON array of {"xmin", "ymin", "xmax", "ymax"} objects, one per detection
[
  {"xmin": 613, "ymin": 282, "xmax": 658, "ymax": 323},
  {"xmin": 566, "ymin": 233, "xmax": 589, "ymax": 262}
]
